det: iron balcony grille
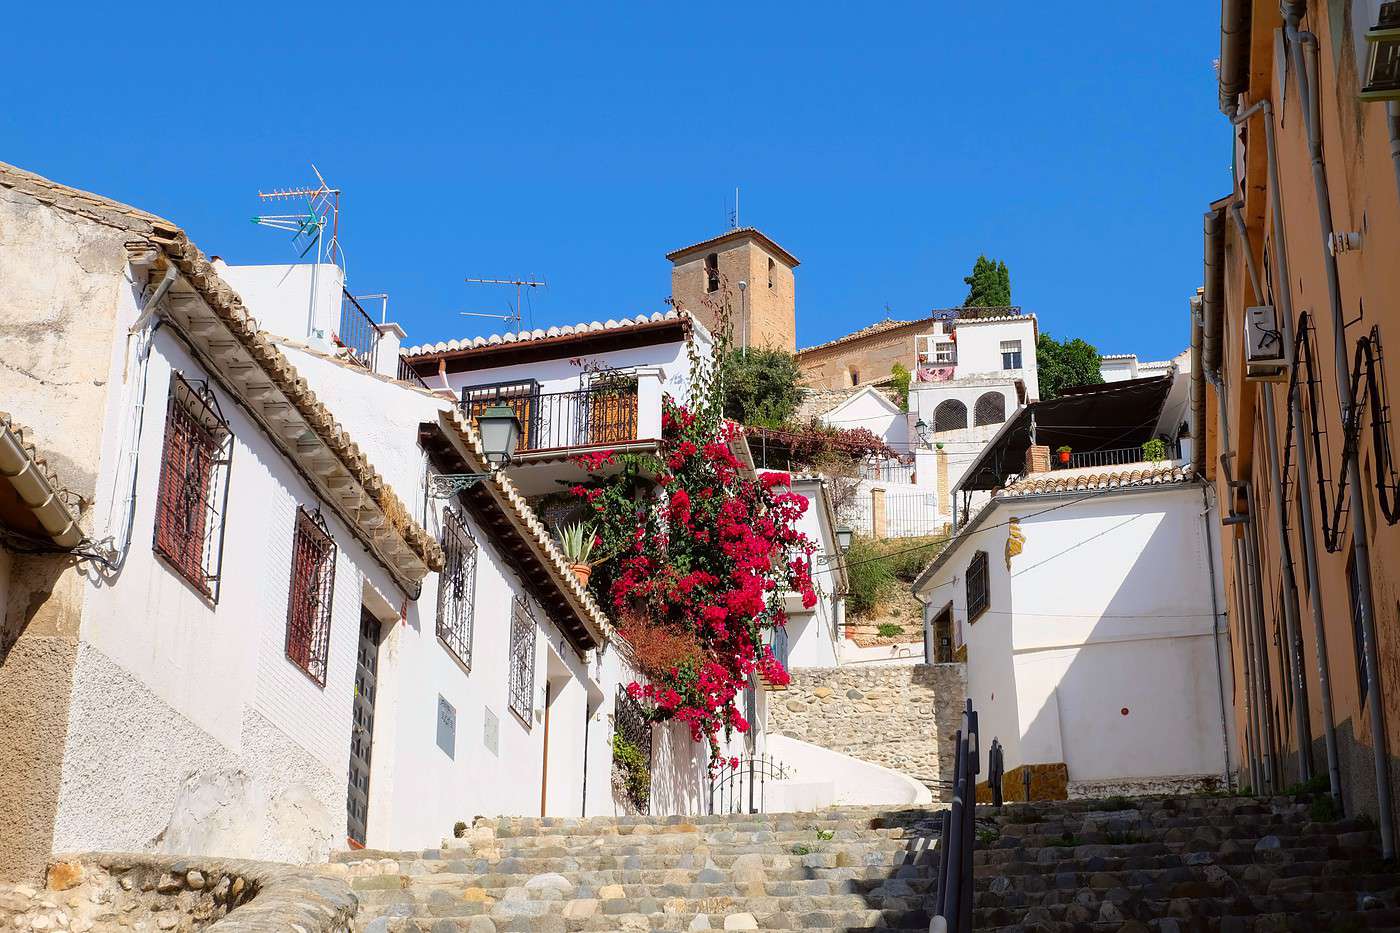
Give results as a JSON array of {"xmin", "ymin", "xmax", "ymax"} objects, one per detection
[
  {"xmin": 1054, "ymin": 443, "xmax": 1180, "ymax": 470},
  {"xmin": 437, "ymin": 508, "xmax": 479, "ymax": 669},
  {"xmin": 396, "ymin": 356, "xmax": 431, "ymax": 389},
  {"xmin": 461, "ymin": 381, "xmax": 640, "ymax": 453},
  {"xmin": 508, "ymin": 597, "xmax": 537, "ymax": 726},
  {"xmin": 335, "ymin": 290, "xmax": 380, "ymax": 371},
  {"xmin": 286, "ymin": 506, "xmax": 337, "ymax": 687},
  {"xmin": 153, "ymin": 373, "xmax": 233, "ymax": 601},
  {"xmin": 965, "ymin": 550, "xmax": 990, "ymax": 624}
]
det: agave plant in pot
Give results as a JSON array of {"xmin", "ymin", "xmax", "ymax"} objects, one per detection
[{"xmin": 556, "ymin": 522, "xmax": 597, "ymax": 586}]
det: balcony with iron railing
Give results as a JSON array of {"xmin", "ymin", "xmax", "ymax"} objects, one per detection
[
  {"xmin": 333, "ymin": 290, "xmax": 380, "ymax": 371},
  {"xmin": 1051, "ymin": 442, "xmax": 1181, "ymax": 471}
]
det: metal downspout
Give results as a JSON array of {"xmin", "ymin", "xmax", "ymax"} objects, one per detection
[
  {"xmin": 1244, "ymin": 480, "xmax": 1285, "ymax": 791},
  {"xmin": 1389, "ymin": 101, "xmax": 1400, "ymax": 202},
  {"xmin": 1201, "ymin": 483, "xmax": 1235, "ymax": 788},
  {"xmin": 1233, "ymin": 535, "xmax": 1265, "ymax": 791},
  {"xmin": 1225, "ymin": 182, "xmax": 1313, "ymax": 782},
  {"xmin": 1191, "ymin": 294, "xmax": 1207, "ymax": 476},
  {"xmin": 1286, "ymin": 11, "xmax": 1395, "ymax": 854}
]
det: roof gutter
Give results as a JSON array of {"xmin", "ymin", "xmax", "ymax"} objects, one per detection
[
  {"xmin": 1218, "ymin": 0, "xmax": 1253, "ymax": 113},
  {"xmin": 1201, "ymin": 205, "xmax": 1226, "ymax": 384},
  {"xmin": 0, "ymin": 416, "xmax": 85, "ymax": 549}
]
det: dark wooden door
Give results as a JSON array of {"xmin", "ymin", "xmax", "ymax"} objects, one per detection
[{"xmin": 347, "ymin": 608, "xmax": 380, "ymax": 846}]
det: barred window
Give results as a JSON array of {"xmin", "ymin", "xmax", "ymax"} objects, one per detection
[
  {"xmin": 932, "ymin": 399, "xmax": 968, "ymax": 433},
  {"xmin": 973, "ymin": 391, "xmax": 1006, "ymax": 427},
  {"xmin": 508, "ymin": 597, "xmax": 537, "ymax": 726},
  {"xmin": 437, "ymin": 508, "xmax": 478, "ymax": 668},
  {"xmin": 286, "ymin": 507, "xmax": 337, "ymax": 687},
  {"xmin": 153, "ymin": 374, "xmax": 232, "ymax": 601},
  {"xmin": 966, "ymin": 550, "xmax": 990, "ymax": 624}
]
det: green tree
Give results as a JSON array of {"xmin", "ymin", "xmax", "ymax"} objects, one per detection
[
  {"xmin": 890, "ymin": 363, "xmax": 911, "ymax": 412},
  {"xmin": 1036, "ymin": 332, "xmax": 1104, "ymax": 400},
  {"xmin": 962, "ymin": 254, "xmax": 1012, "ymax": 308},
  {"xmin": 719, "ymin": 347, "xmax": 804, "ymax": 427}
]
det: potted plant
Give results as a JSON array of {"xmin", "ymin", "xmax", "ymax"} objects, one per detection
[
  {"xmin": 1056, "ymin": 445, "xmax": 1072, "ymax": 465},
  {"xmin": 1141, "ymin": 438, "xmax": 1167, "ymax": 464},
  {"xmin": 556, "ymin": 522, "xmax": 596, "ymax": 585}
]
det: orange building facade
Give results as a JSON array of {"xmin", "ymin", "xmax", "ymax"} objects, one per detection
[{"xmin": 1204, "ymin": 0, "xmax": 1400, "ymax": 854}]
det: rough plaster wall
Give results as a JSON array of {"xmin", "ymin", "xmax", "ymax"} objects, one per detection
[
  {"xmin": 0, "ymin": 554, "xmax": 84, "ymax": 882},
  {"xmin": 50, "ymin": 643, "xmax": 339, "ymax": 864},
  {"xmin": 768, "ymin": 663, "xmax": 967, "ymax": 799},
  {"xmin": 0, "ymin": 185, "xmax": 127, "ymax": 498}
]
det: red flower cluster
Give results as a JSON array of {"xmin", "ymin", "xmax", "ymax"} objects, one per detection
[{"xmin": 575, "ymin": 397, "xmax": 816, "ymax": 762}]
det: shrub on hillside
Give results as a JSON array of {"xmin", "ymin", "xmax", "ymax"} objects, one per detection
[{"xmin": 845, "ymin": 533, "xmax": 947, "ymax": 618}]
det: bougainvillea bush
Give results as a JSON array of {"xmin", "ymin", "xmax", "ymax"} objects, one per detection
[{"xmin": 570, "ymin": 398, "xmax": 817, "ymax": 765}]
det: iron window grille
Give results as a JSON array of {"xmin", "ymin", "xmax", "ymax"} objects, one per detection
[
  {"xmin": 285, "ymin": 506, "xmax": 337, "ymax": 687},
  {"xmin": 932, "ymin": 399, "xmax": 968, "ymax": 433},
  {"xmin": 973, "ymin": 391, "xmax": 1006, "ymax": 427},
  {"xmin": 437, "ymin": 508, "xmax": 479, "ymax": 668},
  {"xmin": 153, "ymin": 373, "xmax": 233, "ymax": 601},
  {"xmin": 1000, "ymin": 339, "xmax": 1023, "ymax": 370},
  {"xmin": 508, "ymin": 597, "xmax": 537, "ymax": 726},
  {"xmin": 966, "ymin": 550, "xmax": 990, "ymax": 624},
  {"xmin": 614, "ymin": 684, "xmax": 654, "ymax": 812}
]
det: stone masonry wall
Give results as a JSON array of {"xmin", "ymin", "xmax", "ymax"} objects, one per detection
[{"xmin": 768, "ymin": 663, "xmax": 967, "ymax": 799}]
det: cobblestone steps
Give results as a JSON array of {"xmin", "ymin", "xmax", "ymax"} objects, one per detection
[
  {"xmin": 336, "ymin": 794, "xmax": 1400, "ymax": 933},
  {"xmin": 973, "ymin": 794, "xmax": 1400, "ymax": 932}
]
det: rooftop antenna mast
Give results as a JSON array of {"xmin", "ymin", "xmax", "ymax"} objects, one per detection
[
  {"xmin": 728, "ymin": 187, "xmax": 740, "ymax": 229},
  {"xmin": 462, "ymin": 276, "xmax": 546, "ymax": 336},
  {"xmin": 252, "ymin": 165, "xmax": 344, "ymax": 274}
]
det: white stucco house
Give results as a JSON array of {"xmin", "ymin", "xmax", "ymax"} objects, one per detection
[
  {"xmin": 779, "ymin": 475, "xmax": 848, "ymax": 670},
  {"xmin": 913, "ymin": 367, "xmax": 1235, "ymax": 799}
]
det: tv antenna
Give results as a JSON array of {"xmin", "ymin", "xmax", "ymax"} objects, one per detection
[
  {"xmin": 728, "ymin": 187, "xmax": 740, "ymax": 229},
  {"xmin": 357, "ymin": 293, "xmax": 390, "ymax": 323},
  {"xmin": 252, "ymin": 165, "xmax": 344, "ymax": 275},
  {"xmin": 463, "ymin": 277, "xmax": 546, "ymax": 335}
]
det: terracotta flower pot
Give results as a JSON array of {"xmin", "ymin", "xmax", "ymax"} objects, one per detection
[
  {"xmin": 1057, "ymin": 451, "xmax": 1071, "ymax": 464},
  {"xmin": 569, "ymin": 563, "xmax": 592, "ymax": 586}
]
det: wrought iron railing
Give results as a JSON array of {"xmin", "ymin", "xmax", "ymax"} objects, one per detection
[
  {"xmin": 932, "ymin": 699, "xmax": 979, "ymax": 933},
  {"xmin": 1054, "ymin": 443, "xmax": 1178, "ymax": 470},
  {"xmin": 396, "ymin": 356, "xmax": 432, "ymax": 389},
  {"xmin": 859, "ymin": 456, "xmax": 916, "ymax": 484},
  {"xmin": 335, "ymin": 290, "xmax": 380, "ymax": 371},
  {"xmin": 709, "ymin": 753, "xmax": 792, "ymax": 815},
  {"xmin": 614, "ymin": 685, "xmax": 653, "ymax": 814},
  {"xmin": 461, "ymin": 383, "xmax": 640, "ymax": 453}
]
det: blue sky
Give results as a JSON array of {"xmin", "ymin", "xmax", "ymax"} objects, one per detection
[{"xmin": 4, "ymin": 3, "xmax": 1224, "ymax": 361}]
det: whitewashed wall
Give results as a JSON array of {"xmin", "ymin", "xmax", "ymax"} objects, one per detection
[
  {"xmin": 920, "ymin": 485, "xmax": 1234, "ymax": 790},
  {"xmin": 819, "ymin": 388, "xmax": 909, "ymax": 451},
  {"xmin": 55, "ymin": 328, "xmax": 398, "ymax": 864},
  {"xmin": 786, "ymin": 479, "xmax": 843, "ymax": 669},
  {"xmin": 946, "ymin": 318, "xmax": 1039, "ymax": 399}
]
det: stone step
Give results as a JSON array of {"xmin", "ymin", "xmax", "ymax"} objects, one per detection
[
  {"xmin": 355, "ymin": 904, "xmax": 934, "ymax": 932},
  {"xmin": 340, "ymin": 849, "xmax": 933, "ymax": 879},
  {"xmin": 353, "ymin": 874, "xmax": 937, "ymax": 901}
]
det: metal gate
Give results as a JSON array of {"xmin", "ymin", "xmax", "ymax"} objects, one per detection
[
  {"xmin": 708, "ymin": 754, "xmax": 792, "ymax": 815},
  {"xmin": 613, "ymin": 686, "xmax": 653, "ymax": 814},
  {"xmin": 347, "ymin": 609, "xmax": 380, "ymax": 846}
]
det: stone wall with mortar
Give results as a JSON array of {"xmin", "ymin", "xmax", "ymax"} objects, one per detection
[
  {"xmin": 767, "ymin": 663, "xmax": 966, "ymax": 799},
  {"xmin": 0, "ymin": 853, "xmax": 355, "ymax": 932}
]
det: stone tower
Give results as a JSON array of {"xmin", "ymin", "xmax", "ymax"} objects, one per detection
[{"xmin": 667, "ymin": 228, "xmax": 798, "ymax": 352}]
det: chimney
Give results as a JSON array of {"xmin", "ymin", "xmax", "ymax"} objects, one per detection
[
  {"xmin": 1024, "ymin": 445, "xmax": 1051, "ymax": 475},
  {"xmin": 375, "ymin": 322, "xmax": 407, "ymax": 379}
]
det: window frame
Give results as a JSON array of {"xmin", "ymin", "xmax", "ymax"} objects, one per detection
[
  {"xmin": 965, "ymin": 550, "xmax": 990, "ymax": 624},
  {"xmin": 1000, "ymin": 339, "xmax": 1024, "ymax": 370},
  {"xmin": 508, "ymin": 596, "xmax": 538, "ymax": 726},
  {"xmin": 704, "ymin": 252, "xmax": 720, "ymax": 292},
  {"xmin": 973, "ymin": 391, "xmax": 1007, "ymax": 427},
  {"xmin": 437, "ymin": 507, "xmax": 479, "ymax": 670},
  {"xmin": 933, "ymin": 399, "xmax": 969, "ymax": 433},
  {"xmin": 152, "ymin": 373, "xmax": 233, "ymax": 602},
  {"xmin": 285, "ymin": 506, "xmax": 338, "ymax": 688}
]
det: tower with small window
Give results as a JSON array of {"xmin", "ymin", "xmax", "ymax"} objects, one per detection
[{"xmin": 667, "ymin": 228, "xmax": 798, "ymax": 352}]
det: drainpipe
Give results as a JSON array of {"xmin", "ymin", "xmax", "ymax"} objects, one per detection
[
  {"xmin": 1231, "ymin": 534, "xmax": 1265, "ymax": 791},
  {"xmin": 1225, "ymin": 187, "xmax": 1313, "ymax": 782},
  {"xmin": 1243, "ymin": 480, "xmax": 1285, "ymax": 791},
  {"xmin": 1200, "ymin": 484, "xmax": 1235, "ymax": 789},
  {"xmin": 1229, "ymin": 481, "xmax": 1279, "ymax": 792},
  {"xmin": 109, "ymin": 263, "xmax": 176, "ymax": 566},
  {"xmin": 1234, "ymin": 94, "xmax": 1339, "ymax": 798},
  {"xmin": 1285, "ymin": 9, "xmax": 1395, "ymax": 855},
  {"xmin": 1190, "ymin": 294, "xmax": 1207, "ymax": 476}
]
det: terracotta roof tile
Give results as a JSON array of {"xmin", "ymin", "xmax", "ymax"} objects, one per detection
[
  {"xmin": 403, "ymin": 310, "xmax": 698, "ymax": 357},
  {"xmin": 999, "ymin": 462, "xmax": 1195, "ymax": 498}
]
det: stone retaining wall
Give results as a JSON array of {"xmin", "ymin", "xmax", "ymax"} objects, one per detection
[
  {"xmin": 0, "ymin": 853, "xmax": 356, "ymax": 932},
  {"xmin": 767, "ymin": 663, "xmax": 966, "ymax": 799}
]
